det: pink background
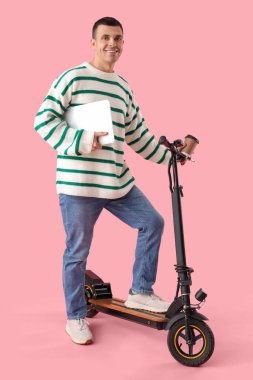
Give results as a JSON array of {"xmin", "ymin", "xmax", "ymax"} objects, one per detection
[{"xmin": 2, "ymin": 0, "xmax": 253, "ymax": 378}]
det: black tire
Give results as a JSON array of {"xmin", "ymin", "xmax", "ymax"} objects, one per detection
[
  {"xmin": 84, "ymin": 285, "xmax": 99, "ymax": 318},
  {"xmin": 86, "ymin": 304, "xmax": 99, "ymax": 318},
  {"xmin": 168, "ymin": 318, "xmax": 215, "ymax": 367}
]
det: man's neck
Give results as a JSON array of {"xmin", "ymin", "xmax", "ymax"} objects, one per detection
[{"xmin": 89, "ymin": 58, "xmax": 115, "ymax": 73}]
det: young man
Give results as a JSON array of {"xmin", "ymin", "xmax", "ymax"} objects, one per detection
[{"xmin": 34, "ymin": 17, "xmax": 173, "ymax": 345}]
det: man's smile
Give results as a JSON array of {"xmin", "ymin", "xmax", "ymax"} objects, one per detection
[{"xmin": 104, "ymin": 49, "xmax": 119, "ymax": 53}]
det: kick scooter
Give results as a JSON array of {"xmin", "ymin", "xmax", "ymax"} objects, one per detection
[{"xmin": 84, "ymin": 135, "xmax": 215, "ymax": 367}]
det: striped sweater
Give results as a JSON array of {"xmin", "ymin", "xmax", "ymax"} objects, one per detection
[{"xmin": 34, "ymin": 61, "xmax": 171, "ymax": 199}]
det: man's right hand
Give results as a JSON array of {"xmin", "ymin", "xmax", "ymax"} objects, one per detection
[{"xmin": 91, "ymin": 132, "xmax": 108, "ymax": 151}]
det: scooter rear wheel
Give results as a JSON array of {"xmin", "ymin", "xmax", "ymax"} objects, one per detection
[
  {"xmin": 167, "ymin": 318, "xmax": 215, "ymax": 366},
  {"xmin": 84, "ymin": 285, "xmax": 99, "ymax": 318},
  {"xmin": 86, "ymin": 304, "xmax": 99, "ymax": 318}
]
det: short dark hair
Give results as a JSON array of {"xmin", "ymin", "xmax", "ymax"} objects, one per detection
[{"xmin": 92, "ymin": 17, "xmax": 123, "ymax": 38}]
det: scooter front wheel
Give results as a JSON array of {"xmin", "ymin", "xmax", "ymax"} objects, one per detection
[{"xmin": 167, "ymin": 318, "xmax": 215, "ymax": 366}]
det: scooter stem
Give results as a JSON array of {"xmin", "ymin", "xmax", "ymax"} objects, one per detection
[
  {"xmin": 171, "ymin": 154, "xmax": 187, "ymax": 268},
  {"xmin": 159, "ymin": 136, "xmax": 196, "ymax": 306}
]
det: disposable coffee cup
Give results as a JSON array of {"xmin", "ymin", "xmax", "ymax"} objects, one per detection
[{"xmin": 180, "ymin": 135, "xmax": 199, "ymax": 157}]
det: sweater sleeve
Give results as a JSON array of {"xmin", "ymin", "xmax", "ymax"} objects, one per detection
[
  {"xmin": 34, "ymin": 71, "xmax": 94, "ymax": 156},
  {"xmin": 125, "ymin": 89, "xmax": 171, "ymax": 165}
]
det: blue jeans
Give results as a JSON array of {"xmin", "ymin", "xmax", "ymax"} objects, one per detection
[{"xmin": 59, "ymin": 185, "xmax": 165, "ymax": 319}]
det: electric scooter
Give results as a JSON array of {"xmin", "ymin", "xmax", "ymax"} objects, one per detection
[{"xmin": 84, "ymin": 135, "xmax": 215, "ymax": 367}]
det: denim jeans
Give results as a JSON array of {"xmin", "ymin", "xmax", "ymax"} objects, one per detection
[{"xmin": 59, "ymin": 185, "xmax": 165, "ymax": 319}]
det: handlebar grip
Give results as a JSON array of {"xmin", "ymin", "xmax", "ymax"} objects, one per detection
[{"xmin": 159, "ymin": 136, "xmax": 170, "ymax": 147}]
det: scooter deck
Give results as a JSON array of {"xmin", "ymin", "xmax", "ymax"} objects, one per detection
[{"xmin": 89, "ymin": 297, "xmax": 168, "ymax": 330}]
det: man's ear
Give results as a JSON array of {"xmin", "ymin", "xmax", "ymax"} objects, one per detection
[{"xmin": 90, "ymin": 38, "xmax": 95, "ymax": 48}]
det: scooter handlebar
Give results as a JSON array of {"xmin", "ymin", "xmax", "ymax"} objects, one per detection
[
  {"xmin": 159, "ymin": 135, "xmax": 199, "ymax": 161},
  {"xmin": 158, "ymin": 136, "xmax": 170, "ymax": 147}
]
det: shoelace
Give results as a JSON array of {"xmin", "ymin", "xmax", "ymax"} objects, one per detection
[
  {"xmin": 78, "ymin": 318, "xmax": 90, "ymax": 331},
  {"xmin": 150, "ymin": 293, "xmax": 163, "ymax": 301}
]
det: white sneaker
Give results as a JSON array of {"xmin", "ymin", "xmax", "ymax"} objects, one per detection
[
  {"xmin": 66, "ymin": 318, "xmax": 93, "ymax": 345},
  {"xmin": 124, "ymin": 290, "xmax": 170, "ymax": 313}
]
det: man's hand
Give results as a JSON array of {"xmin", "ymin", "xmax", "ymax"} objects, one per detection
[
  {"xmin": 178, "ymin": 143, "xmax": 188, "ymax": 165},
  {"xmin": 91, "ymin": 132, "xmax": 108, "ymax": 151}
]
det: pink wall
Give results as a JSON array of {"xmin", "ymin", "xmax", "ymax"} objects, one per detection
[{"xmin": 2, "ymin": 0, "xmax": 253, "ymax": 378}]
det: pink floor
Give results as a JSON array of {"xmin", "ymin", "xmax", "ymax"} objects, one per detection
[{"xmin": 3, "ymin": 292, "xmax": 251, "ymax": 380}]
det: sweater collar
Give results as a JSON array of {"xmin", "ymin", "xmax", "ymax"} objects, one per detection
[{"xmin": 82, "ymin": 61, "xmax": 118, "ymax": 79}]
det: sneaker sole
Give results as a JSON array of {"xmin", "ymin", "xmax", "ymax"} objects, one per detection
[
  {"xmin": 124, "ymin": 300, "xmax": 168, "ymax": 313},
  {"xmin": 65, "ymin": 325, "xmax": 93, "ymax": 345}
]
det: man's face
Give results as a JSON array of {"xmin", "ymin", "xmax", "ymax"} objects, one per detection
[{"xmin": 91, "ymin": 25, "xmax": 124, "ymax": 66}]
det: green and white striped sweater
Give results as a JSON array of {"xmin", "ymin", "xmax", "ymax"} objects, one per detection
[{"xmin": 34, "ymin": 61, "xmax": 171, "ymax": 199}]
